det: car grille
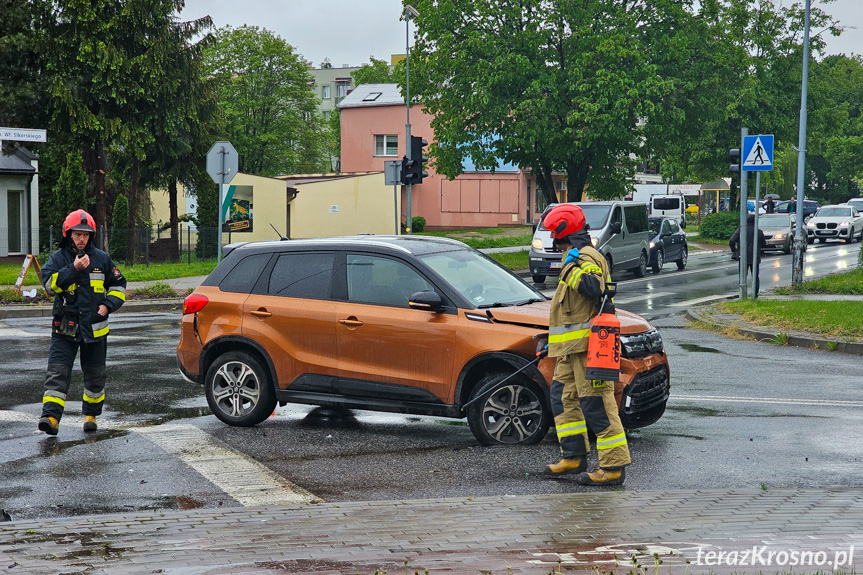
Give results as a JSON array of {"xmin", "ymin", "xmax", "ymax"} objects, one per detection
[
  {"xmin": 815, "ymin": 222, "xmax": 838, "ymax": 230},
  {"xmin": 620, "ymin": 364, "xmax": 669, "ymax": 428}
]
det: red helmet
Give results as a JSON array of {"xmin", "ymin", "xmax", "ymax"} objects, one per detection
[
  {"xmin": 63, "ymin": 209, "xmax": 96, "ymax": 237},
  {"xmin": 543, "ymin": 204, "xmax": 586, "ymax": 239}
]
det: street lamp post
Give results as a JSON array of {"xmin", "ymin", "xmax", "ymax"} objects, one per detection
[
  {"xmin": 792, "ymin": 0, "xmax": 811, "ymax": 286},
  {"xmin": 404, "ymin": 4, "xmax": 419, "ymax": 234}
]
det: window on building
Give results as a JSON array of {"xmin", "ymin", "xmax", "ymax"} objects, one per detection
[
  {"xmin": 322, "ymin": 85, "xmax": 331, "ymax": 99},
  {"xmin": 336, "ymin": 84, "xmax": 349, "ymax": 98},
  {"xmin": 322, "ymin": 111, "xmax": 330, "ymax": 120},
  {"xmin": 375, "ymin": 135, "xmax": 399, "ymax": 156}
]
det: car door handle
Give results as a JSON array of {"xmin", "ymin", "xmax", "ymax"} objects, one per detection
[
  {"xmin": 249, "ymin": 309, "xmax": 272, "ymax": 318},
  {"xmin": 338, "ymin": 318, "xmax": 364, "ymax": 327}
]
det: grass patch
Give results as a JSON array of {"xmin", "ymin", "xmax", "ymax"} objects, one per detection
[
  {"xmin": 720, "ymin": 300, "xmax": 863, "ymax": 339},
  {"xmin": 131, "ymin": 281, "xmax": 179, "ymax": 299},
  {"xmin": 691, "ymin": 235, "xmax": 728, "ymax": 246},
  {"xmin": 0, "ymin": 260, "xmax": 217, "ymax": 287},
  {"xmin": 487, "ymin": 250, "xmax": 529, "ymax": 271},
  {"xmin": 773, "ymin": 267, "xmax": 863, "ymax": 295},
  {"xmin": 420, "ymin": 226, "xmax": 533, "ymax": 249}
]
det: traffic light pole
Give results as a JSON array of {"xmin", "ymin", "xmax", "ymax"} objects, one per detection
[
  {"xmin": 404, "ymin": 7, "xmax": 414, "ymax": 234},
  {"xmin": 738, "ymin": 127, "xmax": 749, "ymax": 300}
]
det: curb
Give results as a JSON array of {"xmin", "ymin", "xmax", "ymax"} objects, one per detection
[
  {"xmin": 685, "ymin": 303, "xmax": 863, "ymax": 356},
  {"xmin": 0, "ymin": 298, "xmax": 183, "ymax": 320}
]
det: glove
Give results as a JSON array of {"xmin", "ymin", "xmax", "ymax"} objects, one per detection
[{"xmin": 563, "ymin": 248, "xmax": 579, "ymax": 267}]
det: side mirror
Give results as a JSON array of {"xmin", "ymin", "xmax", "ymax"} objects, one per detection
[
  {"xmin": 610, "ymin": 222, "xmax": 622, "ymax": 234},
  {"xmin": 408, "ymin": 290, "xmax": 442, "ymax": 312}
]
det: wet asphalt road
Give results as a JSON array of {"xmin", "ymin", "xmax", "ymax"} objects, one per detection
[{"xmin": 1, "ymin": 243, "xmax": 862, "ymax": 520}]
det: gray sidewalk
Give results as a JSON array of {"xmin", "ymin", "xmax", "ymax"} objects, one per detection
[{"xmin": 2, "ymin": 490, "xmax": 863, "ymax": 574}]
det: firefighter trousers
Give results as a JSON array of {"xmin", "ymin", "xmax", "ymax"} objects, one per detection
[
  {"xmin": 550, "ymin": 352, "xmax": 631, "ymax": 469},
  {"xmin": 41, "ymin": 336, "xmax": 107, "ymax": 421}
]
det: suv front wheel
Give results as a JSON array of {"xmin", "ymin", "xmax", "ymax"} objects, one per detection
[
  {"xmin": 205, "ymin": 351, "xmax": 277, "ymax": 427},
  {"xmin": 466, "ymin": 373, "xmax": 551, "ymax": 446}
]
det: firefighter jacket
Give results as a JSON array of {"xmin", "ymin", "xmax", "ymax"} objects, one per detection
[
  {"xmin": 41, "ymin": 243, "xmax": 127, "ymax": 342},
  {"xmin": 548, "ymin": 245, "xmax": 609, "ymax": 357}
]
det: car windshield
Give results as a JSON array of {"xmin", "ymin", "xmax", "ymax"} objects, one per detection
[
  {"xmin": 758, "ymin": 215, "xmax": 790, "ymax": 227},
  {"xmin": 816, "ymin": 207, "xmax": 851, "ymax": 218},
  {"xmin": 539, "ymin": 204, "xmax": 611, "ymax": 231},
  {"xmin": 419, "ymin": 249, "xmax": 545, "ymax": 308}
]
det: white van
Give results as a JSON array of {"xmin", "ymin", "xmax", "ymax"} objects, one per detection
[{"xmin": 650, "ymin": 195, "xmax": 687, "ymax": 228}]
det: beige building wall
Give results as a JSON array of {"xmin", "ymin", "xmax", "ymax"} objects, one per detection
[{"xmin": 289, "ymin": 172, "xmax": 399, "ymax": 238}]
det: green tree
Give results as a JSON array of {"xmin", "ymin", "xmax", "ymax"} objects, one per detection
[
  {"xmin": 110, "ymin": 194, "xmax": 129, "ymax": 262},
  {"xmin": 202, "ymin": 25, "xmax": 329, "ymax": 175},
  {"xmin": 352, "ymin": 56, "xmax": 399, "ymax": 85},
  {"xmin": 54, "ymin": 151, "xmax": 88, "ymax": 220},
  {"xmin": 0, "ymin": 0, "xmax": 47, "ymax": 128},
  {"xmin": 411, "ymin": 0, "xmax": 694, "ymax": 204}
]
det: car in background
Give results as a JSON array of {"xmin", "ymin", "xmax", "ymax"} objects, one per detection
[
  {"xmin": 846, "ymin": 198, "xmax": 863, "ymax": 213},
  {"xmin": 757, "ymin": 213, "xmax": 795, "ymax": 254},
  {"xmin": 177, "ymin": 236, "xmax": 671, "ymax": 446},
  {"xmin": 647, "ymin": 217, "xmax": 689, "ymax": 273},
  {"xmin": 775, "ymin": 199, "xmax": 820, "ymax": 222},
  {"xmin": 530, "ymin": 202, "xmax": 650, "ymax": 283},
  {"xmin": 805, "ymin": 205, "xmax": 863, "ymax": 244}
]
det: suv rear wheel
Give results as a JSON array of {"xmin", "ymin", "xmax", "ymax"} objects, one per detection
[
  {"xmin": 466, "ymin": 373, "xmax": 550, "ymax": 445},
  {"xmin": 632, "ymin": 251, "xmax": 647, "ymax": 277},
  {"xmin": 205, "ymin": 351, "xmax": 276, "ymax": 427}
]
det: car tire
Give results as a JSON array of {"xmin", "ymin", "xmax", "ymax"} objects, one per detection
[
  {"xmin": 466, "ymin": 372, "xmax": 551, "ymax": 446},
  {"xmin": 632, "ymin": 251, "xmax": 647, "ymax": 278},
  {"xmin": 532, "ymin": 274, "xmax": 546, "ymax": 284},
  {"xmin": 605, "ymin": 254, "xmax": 614, "ymax": 275},
  {"xmin": 205, "ymin": 351, "xmax": 276, "ymax": 427},
  {"xmin": 784, "ymin": 237, "xmax": 792, "ymax": 254},
  {"xmin": 652, "ymin": 250, "xmax": 664, "ymax": 274},
  {"xmin": 807, "ymin": 235, "xmax": 814, "ymax": 245},
  {"xmin": 676, "ymin": 246, "xmax": 688, "ymax": 270}
]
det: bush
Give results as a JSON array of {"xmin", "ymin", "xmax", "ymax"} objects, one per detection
[
  {"xmin": 700, "ymin": 211, "xmax": 741, "ymax": 241},
  {"xmin": 131, "ymin": 281, "xmax": 178, "ymax": 299},
  {"xmin": 411, "ymin": 216, "xmax": 426, "ymax": 233}
]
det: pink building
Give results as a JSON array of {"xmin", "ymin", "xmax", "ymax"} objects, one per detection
[{"xmin": 339, "ymin": 84, "xmax": 556, "ymax": 229}]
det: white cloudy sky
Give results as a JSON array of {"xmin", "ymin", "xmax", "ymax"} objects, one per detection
[{"xmin": 180, "ymin": 0, "xmax": 861, "ymax": 68}]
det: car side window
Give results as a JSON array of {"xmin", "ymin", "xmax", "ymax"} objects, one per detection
[
  {"xmin": 623, "ymin": 204, "xmax": 648, "ymax": 233},
  {"xmin": 268, "ymin": 252, "xmax": 334, "ymax": 299},
  {"xmin": 219, "ymin": 253, "xmax": 271, "ymax": 293},
  {"xmin": 668, "ymin": 220, "xmax": 680, "ymax": 234},
  {"xmin": 611, "ymin": 207, "xmax": 623, "ymax": 229},
  {"xmin": 661, "ymin": 221, "xmax": 671, "ymax": 235},
  {"xmin": 346, "ymin": 254, "xmax": 432, "ymax": 308}
]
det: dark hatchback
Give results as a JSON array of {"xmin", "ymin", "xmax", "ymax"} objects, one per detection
[{"xmin": 647, "ymin": 217, "xmax": 689, "ymax": 273}]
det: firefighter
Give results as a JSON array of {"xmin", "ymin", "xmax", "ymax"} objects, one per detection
[
  {"xmin": 37, "ymin": 209, "xmax": 127, "ymax": 435},
  {"xmin": 542, "ymin": 204, "xmax": 630, "ymax": 485}
]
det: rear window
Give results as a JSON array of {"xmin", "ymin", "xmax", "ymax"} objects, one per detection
[
  {"xmin": 652, "ymin": 197, "xmax": 680, "ymax": 211},
  {"xmin": 268, "ymin": 252, "xmax": 335, "ymax": 299},
  {"xmin": 219, "ymin": 253, "xmax": 270, "ymax": 293}
]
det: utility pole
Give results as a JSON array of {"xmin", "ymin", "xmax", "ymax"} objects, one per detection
[
  {"xmin": 738, "ymin": 127, "xmax": 749, "ymax": 300},
  {"xmin": 792, "ymin": 0, "xmax": 811, "ymax": 286},
  {"xmin": 403, "ymin": 5, "xmax": 419, "ymax": 234}
]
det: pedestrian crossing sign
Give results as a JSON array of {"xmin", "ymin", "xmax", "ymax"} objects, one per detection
[{"xmin": 742, "ymin": 134, "xmax": 774, "ymax": 172}]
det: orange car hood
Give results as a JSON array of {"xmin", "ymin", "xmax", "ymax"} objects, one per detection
[{"xmin": 486, "ymin": 301, "xmax": 652, "ymax": 334}]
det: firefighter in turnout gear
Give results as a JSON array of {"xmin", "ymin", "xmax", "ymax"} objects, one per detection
[
  {"xmin": 37, "ymin": 210, "xmax": 127, "ymax": 435},
  {"xmin": 542, "ymin": 204, "xmax": 630, "ymax": 485}
]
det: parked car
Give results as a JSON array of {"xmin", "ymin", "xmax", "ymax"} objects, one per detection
[
  {"xmin": 177, "ymin": 236, "xmax": 671, "ymax": 446},
  {"xmin": 647, "ymin": 217, "xmax": 689, "ymax": 273},
  {"xmin": 775, "ymin": 199, "xmax": 820, "ymax": 221},
  {"xmin": 805, "ymin": 205, "xmax": 863, "ymax": 244},
  {"xmin": 757, "ymin": 213, "xmax": 795, "ymax": 254},
  {"xmin": 529, "ymin": 202, "xmax": 650, "ymax": 283}
]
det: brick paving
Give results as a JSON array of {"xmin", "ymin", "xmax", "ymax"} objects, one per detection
[{"xmin": 2, "ymin": 490, "xmax": 863, "ymax": 574}]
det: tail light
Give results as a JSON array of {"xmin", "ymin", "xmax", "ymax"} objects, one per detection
[{"xmin": 183, "ymin": 293, "xmax": 209, "ymax": 315}]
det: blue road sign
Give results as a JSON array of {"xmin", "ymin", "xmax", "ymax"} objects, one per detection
[{"xmin": 742, "ymin": 134, "xmax": 774, "ymax": 172}]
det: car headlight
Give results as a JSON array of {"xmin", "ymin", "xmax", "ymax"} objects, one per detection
[
  {"xmin": 532, "ymin": 238, "xmax": 544, "ymax": 250},
  {"xmin": 807, "ymin": 222, "xmax": 816, "ymax": 229},
  {"xmin": 839, "ymin": 221, "xmax": 849, "ymax": 227},
  {"xmin": 620, "ymin": 329, "xmax": 663, "ymax": 358},
  {"xmin": 649, "ymin": 240, "xmax": 656, "ymax": 249},
  {"xmin": 773, "ymin": 233, "xmax": 784, "ymax": 240},
  {"xmin": 591, "ymin": 237, "xmax": 598, "ymax": 247}
]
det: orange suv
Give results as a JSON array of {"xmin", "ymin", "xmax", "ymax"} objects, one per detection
[{"xmin": 177, "ymin": 236, "xmax": 670, "ymax": 445}]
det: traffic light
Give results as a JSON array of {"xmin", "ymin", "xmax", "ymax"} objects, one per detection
[
  {"xmin": 404, "ymin": 135, "xmax": 429, "ymax": 184},
  {"xmin": 729, "ymin": 148, "xmax": 741, "ymax": 175}
]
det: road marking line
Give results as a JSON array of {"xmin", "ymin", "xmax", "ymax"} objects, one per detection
[
  {"xmin": 136, "ymin": 423, "xmax": 321, "ymax": 506},
  {"xmin": 669, "ymin": 294, "xmax": 735, "ymax": 307},
  {"xmin": 614, "ymin": 292, "xmax": 674, "ymax": 305},
  {"xmin": 673, "ymin": 394, "xmax": 863, "ymax": 408}
]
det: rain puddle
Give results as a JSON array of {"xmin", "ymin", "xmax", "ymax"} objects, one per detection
[{"xmin": 679, "ymin": 344, "xmax": 725, "ymax": 353}]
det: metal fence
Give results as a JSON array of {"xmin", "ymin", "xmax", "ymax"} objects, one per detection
[{"xmin": 1, "ymin": 225, "xmax": 229, "ymax": 266}]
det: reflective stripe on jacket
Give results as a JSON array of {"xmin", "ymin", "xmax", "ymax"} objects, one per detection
[
  {"xmin": 548, "ymin": 245, "xmax": 609, "ymax": 357},
  {"xmin": 41, "ymin": 244, "xmax": 127, "ymax": 342}
]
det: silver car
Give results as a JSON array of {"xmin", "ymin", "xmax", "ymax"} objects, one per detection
[
  {"xmin": 758, "ymin": 213, "xmax": 795, "ymax": 254},
  {"xmin": 805, "ymin": 205, "xmax": 863, "ymax": 244}
]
